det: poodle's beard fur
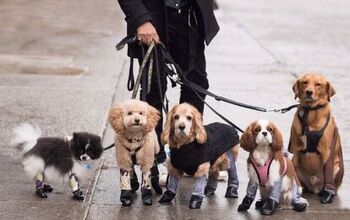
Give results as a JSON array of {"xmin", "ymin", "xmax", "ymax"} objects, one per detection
[{"xmin": 123, "ymin": 114, "xmax": 147, "ymax": 133}]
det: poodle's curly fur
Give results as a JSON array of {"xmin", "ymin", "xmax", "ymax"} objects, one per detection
[{"xmin": 108, "ymin": 99, "xmax": 160, "ymax": 173}]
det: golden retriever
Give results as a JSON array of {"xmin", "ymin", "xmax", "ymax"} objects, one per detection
[{"xmin": 289, "ymin": 73, "xmax": 344, "ymax": 204}]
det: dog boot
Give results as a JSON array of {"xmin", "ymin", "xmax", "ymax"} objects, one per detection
[
  {"xmin": 204, "ymin": 185, "xmax": 216, "ymax": 196},
  {"xmin": 43, "ymin": 184, "xmax": 53, "ymax": 193},
  {"xmin": 225, "ymin": 186, "xmax": 238, "ymax": 198},
  {"xmin": 159, "ymin": 190, "xmax": 176, "ymax": 203},
  {"xmin": 320, "ymin": 189, "xmax": 335, "ymax": 204},
  {"xmin": 255, "ymin": 199, "xmax": 265, "ymax": 209},
  {"xmin": 237, "ymin": 195, "xmax": 254, "ymax": 211},
  {"xmin": 151, "ymin": 176, "xmax": 163, "ymax": 195},
  {"xmin": 35, "ymin": 188, "xmax": 48, "ymax": 198},
  {"xmin": 261, "ymin": 198, "xmax": 278, "ymax": 215},
  {"xmin": 72, "ymin": 189, "xmax": 84, "ymax": 201},
  {"xmin": 141, "ymin": 188, "xmax": 153, "ymax": 206},
  {"xmin": 204, "ymin": 177, "xmax": 217, "ymax": 196},
  {"xmin": 189, "ymin": 194, "xmax": 203, "ymax": 209},
  {"xmin": 292, "ymin": 201, "xmax": 307, "ymax": 212},
  {"xmin": 120, "ymin": 190, "xmax": 133, "ymax": 206}
]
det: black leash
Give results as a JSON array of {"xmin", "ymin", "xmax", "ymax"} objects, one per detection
[{"xmin": 103, "ymin": 142, "xmax": 115, "ymax": 151}]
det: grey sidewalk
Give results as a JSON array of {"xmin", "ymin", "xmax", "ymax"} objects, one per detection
[{"xmin": 0, "ymin": 0, "xmax": 349, "ymax": 219}]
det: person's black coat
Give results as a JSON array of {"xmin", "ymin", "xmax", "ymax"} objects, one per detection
[{"xmin": 117, "ymin": 0, "xmax": 219, "ymax": 58}]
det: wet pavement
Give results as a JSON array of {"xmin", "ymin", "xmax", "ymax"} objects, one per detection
[{"xmin": 0, "ymin": 0, "xmax": 349, "ymax": 219}]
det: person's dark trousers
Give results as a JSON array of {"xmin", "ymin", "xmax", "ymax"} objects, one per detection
[{"xmin": 167, "ymin": 5, "xmax": 209, "ymax": 114}]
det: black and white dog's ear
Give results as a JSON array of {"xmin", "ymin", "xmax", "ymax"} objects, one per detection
[{"xmin": 73, "ymin": 132, "xmax": 78, "ymax": 140}]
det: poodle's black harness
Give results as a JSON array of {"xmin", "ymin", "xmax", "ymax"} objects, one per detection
[{"xmin": 170, "ymin": 122, "xmax": 239, "ymax": 175}]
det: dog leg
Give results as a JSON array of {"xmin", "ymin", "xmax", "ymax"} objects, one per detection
[
  {"xmin": 189, "ymin": 176, "xmax": 207, "ymax": 209},
  {"xmin": 130, "ymin": 167, "xmax": 139, "ymax": 193},
  {"xmin": 159, "ymin": 174, "xmax": 178, "ymax": 203},
  {"xmin": 204, "ymin": 175, "xmax": 217, "ymax": 196},
  {"xmin": 119, "ymin": 169, "xmax": 133, "ymax": 206},
  {"xmin": 225, "ymin": 150, "xmax": 239, "ymax": 198},
  {"xmin": 150, "ymin": 160, "xmax": 163, "ymax": 195},
  {"xmin": 141, "ymin": 170, "xmax": 153, "ymax": 205},
  {"xmin": 35, "ymin": 172, "xmax": 47, "ymax": 198},
  {"xmin": 238, "ymin": 179, "xmax": 258, "ymax": 211},
  {"xmin": 291, "ymin": 179, "xmax": 307, "ymax": 212},
  {"xmin": 261, "ymin": 176, "xmax": 283, "ymax": 215},
  {"xmin": 69, "ymin": 174, "xmax": 84, "ymax": 201}
]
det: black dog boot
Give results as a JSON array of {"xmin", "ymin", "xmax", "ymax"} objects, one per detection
[
  {"xmin": 159, "ymin": 190, "xmax": 176, "ymax": 203},
  {"xmin": 237, "ymin": 195, "xmax": 254, "ymax": 211},
  {"xmin": 225, "ymin": 186, "xmax": 238, "ymax": 198},
  {"xmin": 292, "ymin": 201, "xmax": 307, "ymax": 212},
  {"xmin": 36, "ymin": 188, "xmax": 48, "ymax": 198},
  {"xmin": 189, "ymin": 194, "xmax": 203, "ymax": 209},
  {"xmin": 204, "ymin": 185, "xmax": 216, "ymax": 196},
  {"xmin": 255, "ymin": 199, "xmax": 265, "ymax": 209},
  {"xmin": 141, "ymin": 188, "xmax": 153, "ymax": 206},
  {"xmin": 120, "ymin": 190, "xmax": 133, "ymax": 207},
  {"xmin": 43, "ymin": 184, "xmax": 53, "ymax": 193},
  {"xmin": 320, "ymin": 189, "xmax": 335, "ymax": 204},
  {"xmin": 261, "ymin": 198, "xmax": 278, "ymax": 215},
  {"xmin": 72, "ymin": 189, "xmax": 84, "ymax": 201}
]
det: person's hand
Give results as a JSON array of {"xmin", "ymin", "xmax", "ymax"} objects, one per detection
[{"xmin": 137, "ymin": 21, "xmax": 160, "ymax": 45}]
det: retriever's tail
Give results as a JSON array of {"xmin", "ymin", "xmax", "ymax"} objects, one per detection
[{"xmin": 10, "ymin": 123, "xmax": 42, "ymax": 154}]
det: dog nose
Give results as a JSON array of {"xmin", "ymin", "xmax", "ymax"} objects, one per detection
[
  {"xmin": 306, "ymin": 90, "xmax": 313, "ymax": 96},
  {"xmin": 179, "ymin": 125, "xmax": 185, "ymax": 131},
  {"xmin": 262, "ymin": 131, "xmax": 268, "ymax": 137},
  {"xmin": 135, "ymin": 119, "xmax": 140, "ymax": 124},
  {"xmin": 82, "ymin": 156, "xmax": 87, "ymax": 161}
]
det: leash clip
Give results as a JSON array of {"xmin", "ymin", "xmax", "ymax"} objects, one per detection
[{"xmin": 166, "ymin": 63, "xmax": 183, "ymax": 85}]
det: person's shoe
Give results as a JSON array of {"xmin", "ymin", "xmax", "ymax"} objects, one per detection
[
  {"xmin": 225, "ymin": 186, "xmax": 238, "ymax": 198},
  {"xmin": 255, "ymin": 199, "xmax": 265, "ymax": 209},
  {"xmin": 72, "ymin": 189, "xmax": 84, "ymax": 201},
  {"xmin": 130, "ymin": 176, "xmax": 139, "ymax": 193},
  {"xmin": 237, "ymin": 195, "xmax": 254, "ymax": 211},
  {"xmin": 159, "ymin": 190, "xmax": 176, "ymax": 203},
  {"xmin": 261, "ymin": 198, "xmax": 278, "ymax": 215},
  {"xmin": 151, "ymin": 176, "xmax": 163, "ymax": 195},
  {"xmin": 35, "ymin": 188, "xmax": 48, "ymax": 198},
  {"xmin": 292, "ymin": 201, "xmax": 307, "ymax": 212},
  {"xmin": 43, "ymin": 184, "xmax": 53, "ymax": 193},
  {"xmin": 320, "ymin": 189, "xmax": 335, "ymax": 204},
  {"xmin": 120, "ymin": 190, "xmax": 133, "ymax": 207},
  {"xmin": 189, "ymin": 195, "xmax": 203, "ymax": 209},
  {"xmin": 141, "ymin": 188, "xmax": 153, "ymax": 206}
]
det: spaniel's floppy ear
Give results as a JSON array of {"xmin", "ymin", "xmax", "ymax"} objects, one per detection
[
  {"xmin": 144, "ymin": 104, "xmax": 160, "ymax": 133},
  {"xmin": 240, "ymin": 123, "xmax": 256, "ymax": 152},
  {"xmin": 108, "ymin": 106, "xmax": 124, "ymax": 133},
  {"xmin": 271, "ymin": 123, "xmax": 283, "ymax": 153},
  {"xmin": 326, "ymin": 80, "xmax": 336, "ymax": 102},
  {"xmin": 161, "ymin": 105, "xmax": 176, "ymax": 145},
  {"xmin": 292, "ymin": 78, "xmax": 301, "ymax": 100},
  {"xmin": 192, "ymin": 107, "xmax": 207, "ymax": 144}
]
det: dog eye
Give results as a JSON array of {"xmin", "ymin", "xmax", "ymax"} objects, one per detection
[
  {"xmin": 267, "ymin": 127, "xmax": 273, "ymax": 132},
  {"xmin": 174, "ymin": 114, "xmax": 179, "ymax": 120},
  {"xmin": 139, "ymin": 112, "xmax": 143, "ymax": 115},
  {"xmin": 254, "ymin": 127, "xmax": 261, "ymax": 132},
  {"xmin": 302, "ymin": 81, "xmax": 308, "ymax": 85},
  {"xmin": 127, "ymin": 112, "xmax": 132, "ymax": 115},
  {"xmin": 186, "ymin": 116, "xmax": 192, "ymax": 121},
  {"xmin": 315, "ymin": 83, "xmax": 321, "ymax": 86}
]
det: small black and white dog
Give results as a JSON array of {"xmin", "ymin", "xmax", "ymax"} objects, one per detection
[{"xmin": 11, "ymin": 123, "xmax": 103, "ymax": 200}]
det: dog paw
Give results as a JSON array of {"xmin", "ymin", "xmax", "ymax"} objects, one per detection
[
  {"xmin": 225, "ymin": 186, "xmax": 238, "ymax": 198},
  {"xmin": 141, "ymin": 188, "xmax": 153, "ymax": 206},
  {"xmin": 120, "ymin": 190, "xmax": 133, "ymax": 207},
  {"xmin": 237, "ymin": 196, "xmax": 254, "ymax": 212},
  {"xmin": 320, "ymin": 190, "xmax": 335, "ymax": 204},
  {"xmin": 151, "ymin": 176, "xmax": 163, "ymax": 195},
  {"xmin": 36, "ymin": 188, "xmax": 48, "ymax": 198},
  {"xmin": 72, "ymin": 190, "xmax": 84, "ymax": 201},
  {"xmin": 159, "ymin": 190, "xmax": 176, "ymax": 203},
  {"xmin": 189, "ymin": 195, "xmax": 203, "ymax": 209},
  {"xmin": 204, "ymin": 186, "xmax": 216, "ymax": 197},
  {"xmin": 43, "ymin": 184, "xmax": 53, "ymax": 193}
]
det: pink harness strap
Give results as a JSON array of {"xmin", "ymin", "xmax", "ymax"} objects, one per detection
[{"xmin": 249, "ymin": 154, "xmax": 288, "ymax": 187}]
